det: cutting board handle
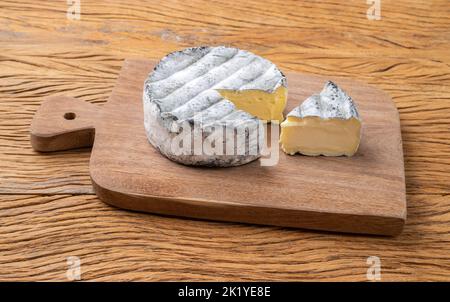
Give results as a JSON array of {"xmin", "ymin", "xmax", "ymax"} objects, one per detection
[{"xmin": 30, "ymin": 96, "xmax": 99, "ymax": 152}]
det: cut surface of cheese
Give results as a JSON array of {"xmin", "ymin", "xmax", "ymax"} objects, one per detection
[
  {"xmin": 280, "ymin": 81, "xmax": 361, "ymax": 156},
  {"xmin": 281, "ymin": 116, "xmax": 361, "ymax": 156},
  {"xmin": 143, "ymin": 46, "xmax": 287, "ymax": 167},
  {"xmin": 217, "ymin": 86, "xmax": 287, "ymax": 122}
]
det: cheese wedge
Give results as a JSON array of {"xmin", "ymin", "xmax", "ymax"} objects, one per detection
[{"xmin": 280, "ymin": 81, "xmax": 361, "ymax": 156}]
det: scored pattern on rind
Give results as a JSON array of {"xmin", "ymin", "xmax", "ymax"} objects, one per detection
[
  {"xmin": 148, "ymin": 46, "xmax": 212, "ymax": 82},
  {"xmin": 188, "ymin": 99, "xmax": 236, "ymax": 125},
  {"xmin": 157, "ymin": 55, "xmax": 259, "ymax": 113},
  {"xmin": 144, "ymin": 46, "xmax": 287, "ymax": 127},
  {"xmin": 167, "ymin": 91, "xmax": 224, "ymax": 122},
  {"xmin": 288, "ymin": 81, "xmax": 360, "ymax": 120},
  {"xmin": 148, "ymin": 47, "xmax": 240, "ymax": 99}
]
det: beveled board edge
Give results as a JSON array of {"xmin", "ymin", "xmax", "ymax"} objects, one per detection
[{"xmin": 91, "ymin": 175, "xmax": 405, "ymax": 236}]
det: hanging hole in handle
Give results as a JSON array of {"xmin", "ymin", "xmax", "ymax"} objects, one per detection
[{"xmin": 64, "ymin": 112, "xmax": 76, "ymax": 120}]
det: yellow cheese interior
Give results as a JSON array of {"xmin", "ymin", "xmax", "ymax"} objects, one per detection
[
  {"xmin": 217, "ymin": 86, "xmax": 287, "ymax": 122},
  {"xmin": 280, "ymin": 116, "xmax": 361, "ymax": 156}
]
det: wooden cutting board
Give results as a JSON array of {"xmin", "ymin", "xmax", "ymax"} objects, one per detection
[{"xmin": 30, "ymin": 59, "xmax": 406, "ymax": 236}]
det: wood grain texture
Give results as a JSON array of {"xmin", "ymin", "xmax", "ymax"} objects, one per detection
[
  {"xmin": 0, "ymin": 193, "xmax": 449, "ymax": 281},
  {"xmin": 0, "ymin": 0, "xmax": 449, "ymax": 280},
  {"xmin": 31, "ymin": 59, "xmax": 406, "ymax": 236}
]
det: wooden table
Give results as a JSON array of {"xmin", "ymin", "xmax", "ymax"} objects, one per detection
[{"xmin": 1, "ymin": 0, "xmax": 449, "ymax": 281}]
